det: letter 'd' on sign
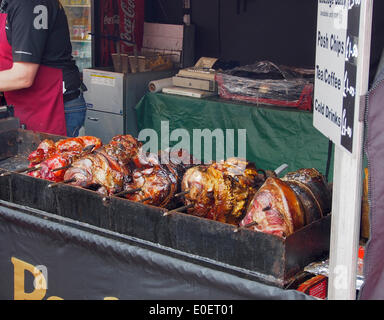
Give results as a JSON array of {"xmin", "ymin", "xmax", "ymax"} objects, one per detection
[{"xmin": 11, "ymin": 257, "xmax": 47, "ymax": 300}]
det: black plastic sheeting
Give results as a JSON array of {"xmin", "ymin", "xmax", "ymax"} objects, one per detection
[{"xmin": 0, "ymin": 200, "xmax": 314, "ymax": 300}]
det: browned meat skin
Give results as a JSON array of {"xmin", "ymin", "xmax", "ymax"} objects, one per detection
[
  {"xmin": 63, "ymin": 134, "xmax": 140, "ymax": 195},
  {"xmin": 182, "ymin": 166, "xmax": 228, "ymax": 222},
  {"xmin": 27, "ymin": 136, "xmax": 103, "ymax": 182},
  {"xmin": 158, "ymin": 149, "xmax": 197, "ymax": 169},
  {"xmin": 65, "ymin": 141, "xmax": 191, "ymax": 205},
  {"xmin": 181, "ymin": 158, "xmax": 264, "ymax": 225},
  {"xmin": 283, "ymin": 180, "xmax": 323, "ymax": 225},
  {"xmin": 64, "ymin": 152, "xmax": 125, "ymax": 195},
  {"xmin": 106, "ymin": 134, "xmax": 142, "ymax": 167},
  {"xmin": 76, "ymin": 136, "xmax": 103, "ymax": 150},
  {"xmin": 158, "ymin": 149, "xmax": 197, "ymax": 209},
  {"xmin": 123, "ymin": 149, "xmax": 193, "ymax": 208},
  {"xmin": 211, "ymin": 157, "xmax": 265, "ymax": 221},
  {"xmin": 281, "ymin": 168, "xmax": 332, "ymax": 217},
  {"xmin": 124, "ymin": 164, "xmax": 177, "ymax": 207},
  {"xmin": 54, "ymin": 137, "xmax": 85, "ymax": 154},
  {"xmin": 28, "ymin": 136, "xmax": 103, "ymax": 166},
  {"xmin": 240, "ymin": 177, "xmax": 305, "ymax": 237},
  {"xmin": 28, "ymin": 139, "xmax": 57, "ymax": 165}
]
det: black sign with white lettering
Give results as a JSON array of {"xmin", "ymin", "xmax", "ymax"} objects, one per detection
[{"xmin": 341, "ymin": 2, "xmax": 361, "ymax": 153}]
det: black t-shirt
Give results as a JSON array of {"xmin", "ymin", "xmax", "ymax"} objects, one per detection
[{"xmin": 2, "ymin": 0, "xmax": 81, "ymax": 93}]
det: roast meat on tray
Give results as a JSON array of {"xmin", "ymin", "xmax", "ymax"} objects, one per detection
[
  {"xmin": 24, "ymin": 134, "xmax": 332, "ymax": 238},
  {"xmin": 64, "ymin": 134, "xmax": 142, "ymax": 195},
  {"xmin": 181, "ymin": 158, "xmax": 272, "ymax": 225},
  {"xmin": 60, "ymin": 135, "xmax": 196, "ymax": 209},
  {"xmin": 122, "ymin": 149, "xmax": 195, "ymax": 208},
  {"xmin": 27, "ymin": 136, "xmax": 103, "ymax": 182}
]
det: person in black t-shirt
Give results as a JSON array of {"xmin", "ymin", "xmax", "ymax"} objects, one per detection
[{"xmin": 0, "ymin": 0, "xmax": 86, "ymax": 137}]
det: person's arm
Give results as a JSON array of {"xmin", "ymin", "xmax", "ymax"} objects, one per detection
[
  {"xmin": 2, "ymin": 0, "xmax": 51, "ymax": 92},
  {"xmin": 0, "ymin": 62, "xmax": 39, "ymax": 91}
]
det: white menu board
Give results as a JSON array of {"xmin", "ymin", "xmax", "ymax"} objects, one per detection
[
  {"xmin": 314, "ymin": 1, "xmax": 362, "ymax": 153},
  {"xmin": 313, "ymin": 1, "xmax": 348, "ymax": 148}
]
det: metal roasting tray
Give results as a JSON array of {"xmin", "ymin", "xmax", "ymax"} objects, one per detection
[{"xmin": 0, "ymin": 127, "xmax": 331, "ymax": 288}]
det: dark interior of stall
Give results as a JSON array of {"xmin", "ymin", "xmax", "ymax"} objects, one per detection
[
  {"xmin": 116, "ymin": 0, "xmax": 384, "ymax": 85},
  {"xmin": 146, "ymin": 0, "xmax": 319, "ymax": 68}
]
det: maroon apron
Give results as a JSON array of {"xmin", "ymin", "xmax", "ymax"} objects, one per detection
[{"xmin": 0, "ymin": 12, "xmax": 67, "ymax": 136}]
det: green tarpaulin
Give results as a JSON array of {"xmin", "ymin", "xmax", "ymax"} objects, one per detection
[{"xmin": 135, "ymin": 93, "xmax": 334, "ymax": 180}]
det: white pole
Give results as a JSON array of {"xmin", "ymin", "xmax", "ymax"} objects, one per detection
[{"xmin": 327, "ymin": 0, "xmax": 373, "ymax": 300}]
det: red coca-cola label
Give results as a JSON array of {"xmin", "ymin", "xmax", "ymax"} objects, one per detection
[
  {"xmin": 118, "ymin": 0, "xmax": 144, "ymax": 54},
  {"xmin": 99, "ymin": 0, "xmax": 144, "ymax": 66}
]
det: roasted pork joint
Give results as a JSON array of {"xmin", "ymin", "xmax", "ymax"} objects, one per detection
[
  {"xmin": 28, "ymin": 136, "xmax": 102, "ymax": 165},
  {"xmin": 181, "ymin": 158, "xmax": 266, "ymax": 224},
  {"xmin": 63, "ymin": 134, "xmax": 141, "ymax": 195},
  {"xmin": 26, "ymin": 136, "xmax": 103, "ymax": 182},
  {"xmin": 212, "ymin": 157, "xmax": 269, "ymax": 221},
  {"xmin": 181, "ymin": 165, "xmax": 229, "ymax": 222},
  {"xmin": 28, "ymin": 152, "xmax": 74, "ymax": 182},
  {"xmin": 65, "ymin": 151, "xmax": 126, "ymax": 195},
  {"xmin": 122, "ymin": 149, "xmax": 194, "ymax": 208},
  {"xmin": 28, "ymin": 139, "xmax": 57, "ymax": 165},
  {"xmin": 123, "ymin": 164, "xmax": 177, "ymax": 207},
  {"xmin": 240, "ymin": 177, "xmax": 305, "ymax": 237},
  {"xmin": 105, "ymin": 134, "xmax": 143, "ymax": 167},
  {"xmin": 281, "ymin": 168, "xmax": 331, "ymax": 218},
  {"xmin": 240, "ymin": 168, "xmax": 331, "ymax": 238}
]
